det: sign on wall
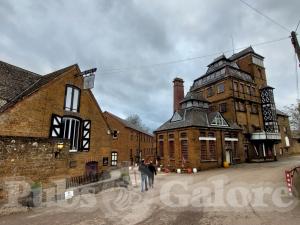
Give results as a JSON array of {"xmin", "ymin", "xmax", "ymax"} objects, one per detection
[
  {"xmin": 65, "ymin": 190, "xmax": 74, "ymax": 200},
  {"xmin": 103, "ymin": 157, "xmax": 109, "ymax": 166},
  {"xmin": 69, "ymin": 160, "xmax": 77, "ymax": 168}
]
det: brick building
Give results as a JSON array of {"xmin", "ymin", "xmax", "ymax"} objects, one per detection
[
  {"xmin": 0, "ymin": 60, "xmax": 112, "ymax": 183},
  {"xmin": 276, "ymin": 109, "xmax": 292, "ymax": 155},
  {"xmin": 290, "ymin": 131, "xmax": 300, "ymax": 154},
  {"xmin": 103, "ymin": 111, "xmax": 155, "ymax": 165},
  {"xmin": 155, "ymin": 78, "xmax": 243, "ymax": 171},
  {"xmin": 155, "ymin": 47, "xmax": 292, "ymax": 170},
  {"xmin": 179, "ymin": 47, "xmax": 290, "ymax": 162}
]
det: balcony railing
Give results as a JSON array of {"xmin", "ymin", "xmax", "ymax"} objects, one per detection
[{"xmin": 250, "ymin": 132, "xmax": 281, "ymax": 141}]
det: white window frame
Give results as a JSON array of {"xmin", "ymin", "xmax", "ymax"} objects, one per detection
[
  {"xmin": 211, "ymin": 114, "xmax": 229, "ymax": 127},
  {"xmin": 111, "ymin": 152, "xmax": 118, "ymax": 166},
  {"xmin": 64, "ymin": 85, "xmax": 80, "ymax": 112},
  {"xmin": 62, "ymin": 117, "xmax": 81, "ymax": 152},
  {"xmin": 252, "ymin": 56, "xmax": 264, "ymax": 67}
]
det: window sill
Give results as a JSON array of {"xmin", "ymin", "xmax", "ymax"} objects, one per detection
[
  {"xmin": 64, "ymin": 110, "xmax": 80, "ymax": 115},
  {"xmin": 200, "ymin": 160, "xmax": 218, "ymax": 162},
  {"xmin": 69, "ymin": 150, "xmax": 78, "ymax": 153}
]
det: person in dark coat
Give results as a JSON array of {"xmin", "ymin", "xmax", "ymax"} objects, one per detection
[
  {"xmin": 138, "ymin": 159, "xmax": 150, "ymax": 192},
  {"xmin": 147, "ymin": 161, "xmax": 157, "ymax": 188}
]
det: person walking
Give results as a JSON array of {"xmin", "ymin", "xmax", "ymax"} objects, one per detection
[
  {"xmin": 138, "ymin": 159, "xmax": 150, "ymax": 192},
  {"xmin": 147, "ymin": 161, "xmax": 157, "ymax": 188}
]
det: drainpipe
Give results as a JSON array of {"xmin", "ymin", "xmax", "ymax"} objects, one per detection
[
  {"xmin": 273, "ymin": 145, "xmax": 277, "ymax": 161},
  {"xmin": 139, "ymin": 133, "xmax": 141, "ymax": 162},
  {"xmin": 262, "ymin": 143, "xmax": 266, "ymax": 161},
  {"xmin": 221, "ymin": 130, "xmax": 225, "ymax": 167}
]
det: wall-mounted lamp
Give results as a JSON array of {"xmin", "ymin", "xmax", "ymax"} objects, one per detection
[
  {"xmin": 57, "ymin": 142, "xmax": 64, "ymax": 150},
  {"xmin": 55, "ymin": 142, "xmax": 64, "ymax": 158}
]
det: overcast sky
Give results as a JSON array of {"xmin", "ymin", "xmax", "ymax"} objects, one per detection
[{"xmin": 1, "ymin": 0, "xmax": 299, "ymax": 131}]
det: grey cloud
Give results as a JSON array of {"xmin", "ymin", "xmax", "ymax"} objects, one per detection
[{"xmin": 0, "ymin": 0, "xmax": 299, "ymax": 131}]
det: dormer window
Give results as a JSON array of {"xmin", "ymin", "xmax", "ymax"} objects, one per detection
[
  {"xmin": 203, "ymin": 103, "xmax": 209, "ymax": 109},
  {"xmin": 211, "ymin": 114, "xmax": 228, "ymax": 127},
  {"xmin": 64, "ymin": 85, "xmax": 80, "ymax": 112},
  {"xmin": 252, "ymin": 56, "xmax": 264, "ymax": 67}
]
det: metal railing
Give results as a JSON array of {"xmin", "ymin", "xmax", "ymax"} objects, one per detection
[{"xmin": 66, "ymin": 172, "xmax": 111, "ymax": 189}]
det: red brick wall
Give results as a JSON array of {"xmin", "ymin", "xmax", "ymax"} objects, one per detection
[
  {"xmin": 156, "ymin": 128, "xmax": 244, "ymax": 171},
  {"xmin": 103, "ymin": 112, "xmax": 155, "ymax": 165}
]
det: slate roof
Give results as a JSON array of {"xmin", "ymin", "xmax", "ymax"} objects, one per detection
[
  {"xmin": 180, "ymin": 91, "xmax": 210, "ymax": 103},
  {"xmin": 155, "ymin": 107, "xmax": 241, "ymax": 132},
  {"xmin": 191, "ymin": 47, "xmax": 262, "ymax": 90},
  {"xmin": 104, "ymin": 111, "xmax": 154, "ymax": 137},
  {"xmin": 276, "ymin": 109, "xmax": 289, "ymax": 117},
  {"xmin": 0, "ymin": 60, "xmax": 77, "ymax": 112},
  {"xmin": 207, "ymin": 54, "xmax": 227, "ymax": 66},
  {"xmin": 206, "ymin": 57, "xmax": 233, "ymax": 74},
  {"xmin": 229, "ymin": 46, "xmax": 264, "ymax": 61},
  {"xmin": 259, "ymin": 84, "xmax": 274, "ymax": 90},
  {"xmin": 0, "ymin": 61, "xmax": 41, "ymax": 102}
]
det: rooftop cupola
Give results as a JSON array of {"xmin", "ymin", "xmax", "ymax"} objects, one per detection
[{"xmin": 180, "ymin": 92, "xmax": 210, "ymax": 110}]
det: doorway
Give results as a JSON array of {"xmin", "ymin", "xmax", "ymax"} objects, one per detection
[
  {"xmin": 225, "ymin": 150, "xmax": 232, "ymax": 164},
  {"xmin": 85, "ymin": 161, "xmax": 98, "ymax": 176}
]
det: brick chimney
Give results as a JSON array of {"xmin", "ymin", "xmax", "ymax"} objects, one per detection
[{"xmin": 173, "ymin": 77, "xmax": 184, "ymax": 112}]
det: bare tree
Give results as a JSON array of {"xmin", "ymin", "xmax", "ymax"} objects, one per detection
[
  {"xmin": 284, "ymin": 103, "xmax": 300, "ymax": 131},
  {"xmin": 126, "ymin": 114, "xmax": 150, "ymax": 132}
]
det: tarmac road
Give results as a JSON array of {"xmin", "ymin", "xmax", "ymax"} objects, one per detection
[{"xmin": 1, "ymin": 155, "xmax": 300, "ymax": 225}]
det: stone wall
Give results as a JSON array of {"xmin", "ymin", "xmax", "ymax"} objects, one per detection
[
  {"xmin": 291, "ymin": 138, "xmax": 300, "ymax": 154},
  {"xmin": 276, "ymin": 115, "xmax": 293, "ymax": 156},
  {"xmin": 0, "ymin": 136, "xmax": 70, "ymax": 202}
]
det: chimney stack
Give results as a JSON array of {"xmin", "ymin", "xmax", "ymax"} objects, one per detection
[{"xmin": 173, "ymin": 77, "xmax": 184, "ymax": 112}]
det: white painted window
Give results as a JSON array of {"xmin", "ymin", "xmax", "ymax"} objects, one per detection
[
  {"xmin": 64, "ymin": 86, "xmax": 80, "ymax": 112},
  {"xmin": 252, "ymin": 56, "xmax": 264, "ymax": 67},
  {"xmin": 111, "ymin": 152, "xmax": 118, "ymax": 166},
  {"xmin": 186, "ymin": 101, "xmax": 192, "ymax": 108},
  {"xmin": 285, "ymin": 136, "xmax": 290, "ymax": 147},
  {"xmin": 62, "ymin": 117, "xmax": 81, "ymax": 152},
  {"xmin": 211, "ymin": 114, "xmax": 228, "ymax": 127}
]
